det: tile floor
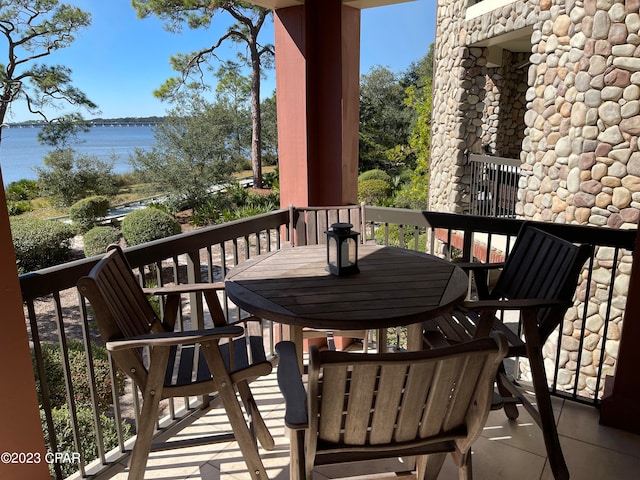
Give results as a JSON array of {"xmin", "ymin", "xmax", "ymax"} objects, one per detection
[{"xmin": 96, "ymin": 368, "xmax": 640, "ymax": 480}]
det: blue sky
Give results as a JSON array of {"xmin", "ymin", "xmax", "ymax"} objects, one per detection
[{"xmin": 8, "ymin": 1, "xmax": 435, "ymax": 123}]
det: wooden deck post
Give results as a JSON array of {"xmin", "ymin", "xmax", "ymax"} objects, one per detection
[
  {"xmin": 600, "ymin": 230, "xmax": 640, "ymax": 434},
  {"xmin": 0, "ymin": 172, "xmax": 50, "ymax": 479},
  {"xmin": 274, "ymin": 0, "xmax": 360, "ymax": 208}
]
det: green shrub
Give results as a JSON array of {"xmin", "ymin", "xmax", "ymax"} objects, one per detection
[
  {"xmin": 373, "ymin": 224, "xmax": 427, "ymax": 252},
  {"xmin": 36, "ymin": 149, "xmax": 119, "ymax": 207},
  {"xmin": 262, "ymin": 168, "xmax": 279, "ymax": 190},
  {"xmin": 32, "ymin": 340, "xmax": 126, "ymax": 413},
  {"xmin": 7, "ymin": 200, "xmax": 34, "ymax": 216},
  {"xmin": 190, "ymin": 188, "xmax": 280, "ymax": 226},
  {"xmin": 358, "ymin": 169, "xmax": 392, "ymax": 184},
  {"xmin": 121, "ymin": 207, "xmax": 181, "ymax": 246},
  {"xmin": 69, "ymin": 196, "xmax": 111, "ymax": 232},
  {"xmin": 226, "ymin": 182, "xmax": 250, "ymax": 205},
  {"xmin": 220, "ymin": 201, "xmax": 279, "ymax": 223},
  {"xmin": 358, "ymin": 178, "xmax": 392, "ymax": 205},
  {"xmin": 42, "ymin": 405, "xmax": 131, "ymax": 478},
  {"xmin": 146, "ymin": 201, "xmax": 175, "ymax": 215},
  {"xmin": 6, "ymin": 179, "xmax": 39, "ymax": 201},
  {"xmin": 10, "ymin": 218, "xmax": 75, "ymax": 273},
  {"xmin": 83, "ymin": 226, "xmax": 120, "ymax": 257}
]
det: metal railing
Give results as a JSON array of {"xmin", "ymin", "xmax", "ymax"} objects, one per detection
[
  {"xmin": 22, "ymin": 208, "xmax": 291, "ymax": 479},
  {"xmin": 20, "ymin": 205, "xmax": 636, "ymax": 479},
  {"xmin": 469, "ymin": 153, "xmax": 522, "ymax": 218}
]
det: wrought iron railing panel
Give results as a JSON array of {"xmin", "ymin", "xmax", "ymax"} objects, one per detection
[{"xmin": 469, "ymin": 153, "xmax": 522, "ymax": 218}]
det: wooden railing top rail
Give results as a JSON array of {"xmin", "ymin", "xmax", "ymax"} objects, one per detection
[
  {"xmin": 363, "ymin": 206, "xmax": 637, "ymax": 250},
  {"xmin": 19, "ymin": 206, "xmax": 637, "ymax": 300},
  {"xmin": 19, "ymin": 208, "xmax": 290, "ymax": 301}
]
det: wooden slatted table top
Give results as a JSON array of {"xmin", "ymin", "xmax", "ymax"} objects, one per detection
[{"xmin": 225, "ymin": 245, "xmax": 468, "ymax": 331}]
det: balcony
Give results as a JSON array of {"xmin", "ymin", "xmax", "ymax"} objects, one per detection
[{"xmin": 21, "ymin": 205, "xmax": 640, "ymax": 479}]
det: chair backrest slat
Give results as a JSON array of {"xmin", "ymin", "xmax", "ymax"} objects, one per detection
[
  {"xmin": 442, "ymin": 354, "xmax": 484, "ymax": 431},
  {"xmin": 78, "ymin": 246, "xmax": 160, "ymax": 342},
  {"xmin": 491, "ymin": 224, "xmax": 593, "ymax": 341},
  {"xmin": 316, "ymin": 364, "xmax": 348, "ymax": 444},
  {"xmin": 369, "ymin": 364, "xmax": 407, "ymax": 445},
  {"xmin": 394, "ymin": 362, "xmax": 434, "ymax": 442},
  {"xmin": 343, "ymin": 364, "xmax": 377, "ymax": 445},
  {"xmin": 419, "ymin": 357, "xmax": 465, "ymax": 438}
]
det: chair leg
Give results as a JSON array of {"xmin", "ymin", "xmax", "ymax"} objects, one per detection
[
  {"xmin": 496, "ymin": 362, "xmax": 520, "ymax": 419},
  {"xmin": 236, "ymin": 379, "xmax": 275, "ymax": 451},
  {"xmin": 128, "ymin": 347, "xmax": 170, "ymax": 480},
  {"xmin": 289, "ymin": 429, "xmax": 306, "ymax": 480},
  {"xmin": 522, "ymin": 314, "xmax": 569, "ymax": 480},
  {"xmin": 415, "ymin": 453, "xmax": 447, "ymax": 480},
  {"xmin": 201, "ymin": 344, "xmax": 269, "ymax": 480},
  {"xmin": 457, "ymin": 451, "xmax": 472, "ymax": 480},
  {"xmin": 128, "ymin": 391, "xmax": 161, "ymax": 480}
]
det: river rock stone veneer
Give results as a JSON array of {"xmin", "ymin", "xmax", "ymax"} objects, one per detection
[{"xmin": 430, "ymin": 0, "xmax": 640, "ymax": 399}]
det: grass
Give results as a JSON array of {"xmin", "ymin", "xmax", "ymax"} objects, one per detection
[
  {"xmin": 12, "ymin": 167, "xmax": 278, "ymax": 221},
  {"xmin": 111, "ymin": 182, "xmax": 166, "ymax": 205},
  {"xmin": 16, "ymin": 183, "xmax": 166, "ymax": 220},
  {"xmin": 233, "ymin": 164, "xmax": 277, "ymax": 179}
]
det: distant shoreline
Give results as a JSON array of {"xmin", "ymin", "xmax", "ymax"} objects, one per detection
[{"xmin": 5, "ymin": 116, "xmax": 164, "ymax": 128}]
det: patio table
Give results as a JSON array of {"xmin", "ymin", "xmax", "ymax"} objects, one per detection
[{"xmin": 224, "ymin": 244, "xmax": 468, "ymax": 361}]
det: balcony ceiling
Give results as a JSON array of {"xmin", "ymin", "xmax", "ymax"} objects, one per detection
[
  {"xmin": 472, "ymin": 26, "xmax": 534, "ymax": 53},
  {"xmin": 245, "ymin": 0, "xmax": 414, "ymax": 10}
]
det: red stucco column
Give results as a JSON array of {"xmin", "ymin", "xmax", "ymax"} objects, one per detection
[
  {"xmin": 600, "ymin": 230, "xmax": 640, "ymax": 434},
  {"xmin": 274, "ymin": 0, "xmax": 360, "ymax": 208},
  {"xmin": 0, "ymin": 171, "xmax": 49, "ymax": 478}
]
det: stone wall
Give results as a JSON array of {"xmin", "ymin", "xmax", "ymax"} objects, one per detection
[
  {"xmin": 430, "ymin": 0, "xmax": 473, "ymax": 214},
  {"xmin": 496, "ymin": 50, "xmax": 530, "ymax": 158},
  {"xmin": 430, "ymin": 0, "xmax": 639, "ymax": 399},
  {"xmin": 519, "ymin": 0, "xmax": 640, "ymax": 226},
  {"xmin": 518, "ymin": 0, "xmax": 639, "ymax": 399}
]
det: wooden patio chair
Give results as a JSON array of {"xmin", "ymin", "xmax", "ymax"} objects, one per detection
[
  {"xmin": 275, "ymin": 332, "xmax": 508, "ymax": 480},
  {"xmin": 77, "ymin": 245, "xmax": 274, "ymax": 480},
  {"xmin": 423, "ymin": 223, "xmax": 593, "ymax": 480}
]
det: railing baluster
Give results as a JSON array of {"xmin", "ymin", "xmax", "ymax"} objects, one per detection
[
  {"xmin": 77, "ymin": 289, "xmax": 107, "ymax": 466},
  {"xmin": 27, "ymin": 300, "xmax": 63, "ymax": 480},
  {"xmin": 52, "ymin": 291, "xmax": 86, "ymax": 478}
]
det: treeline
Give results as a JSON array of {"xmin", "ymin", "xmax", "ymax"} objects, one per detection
[
  {"xmin": 357, "ymin": 45, "xmax": 434, "ymax": 210},
  {"xmin": 8, "ymin": 116, "xmax": 165, "ymax": 127}
]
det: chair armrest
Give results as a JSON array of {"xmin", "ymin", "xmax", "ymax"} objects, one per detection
[
  {"xmin": 275, "ymin": 341, "xmax": 308, "ymax": 429},
  {"xmin": 461, "ymin": 298, "xmax": 571, "ymax": 311},
  {"xmin": 143, "ymin": 282, "xmax": 225, "ymax": 296},
  {"xmin": 106, "ymin": 325, "xmax": 243, "ymax": 351}
]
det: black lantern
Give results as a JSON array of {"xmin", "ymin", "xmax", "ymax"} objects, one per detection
[{"xmin": 326, "ymin": 222, "xmax": 360, "ymax": 276}]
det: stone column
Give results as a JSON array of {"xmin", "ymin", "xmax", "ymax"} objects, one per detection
[{"xmin": 430, "ymin": 0, "xmax": 472, "ymax": 214}]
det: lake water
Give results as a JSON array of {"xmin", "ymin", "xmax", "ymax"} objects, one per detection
[{"xmin": 0, "ymin": 125, "xmax": 157, "ymax": 186}]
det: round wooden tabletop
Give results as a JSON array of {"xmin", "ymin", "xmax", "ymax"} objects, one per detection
[{"xmin": 225, "ymin": 244, "xmax": 468, "ymax": 331}]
